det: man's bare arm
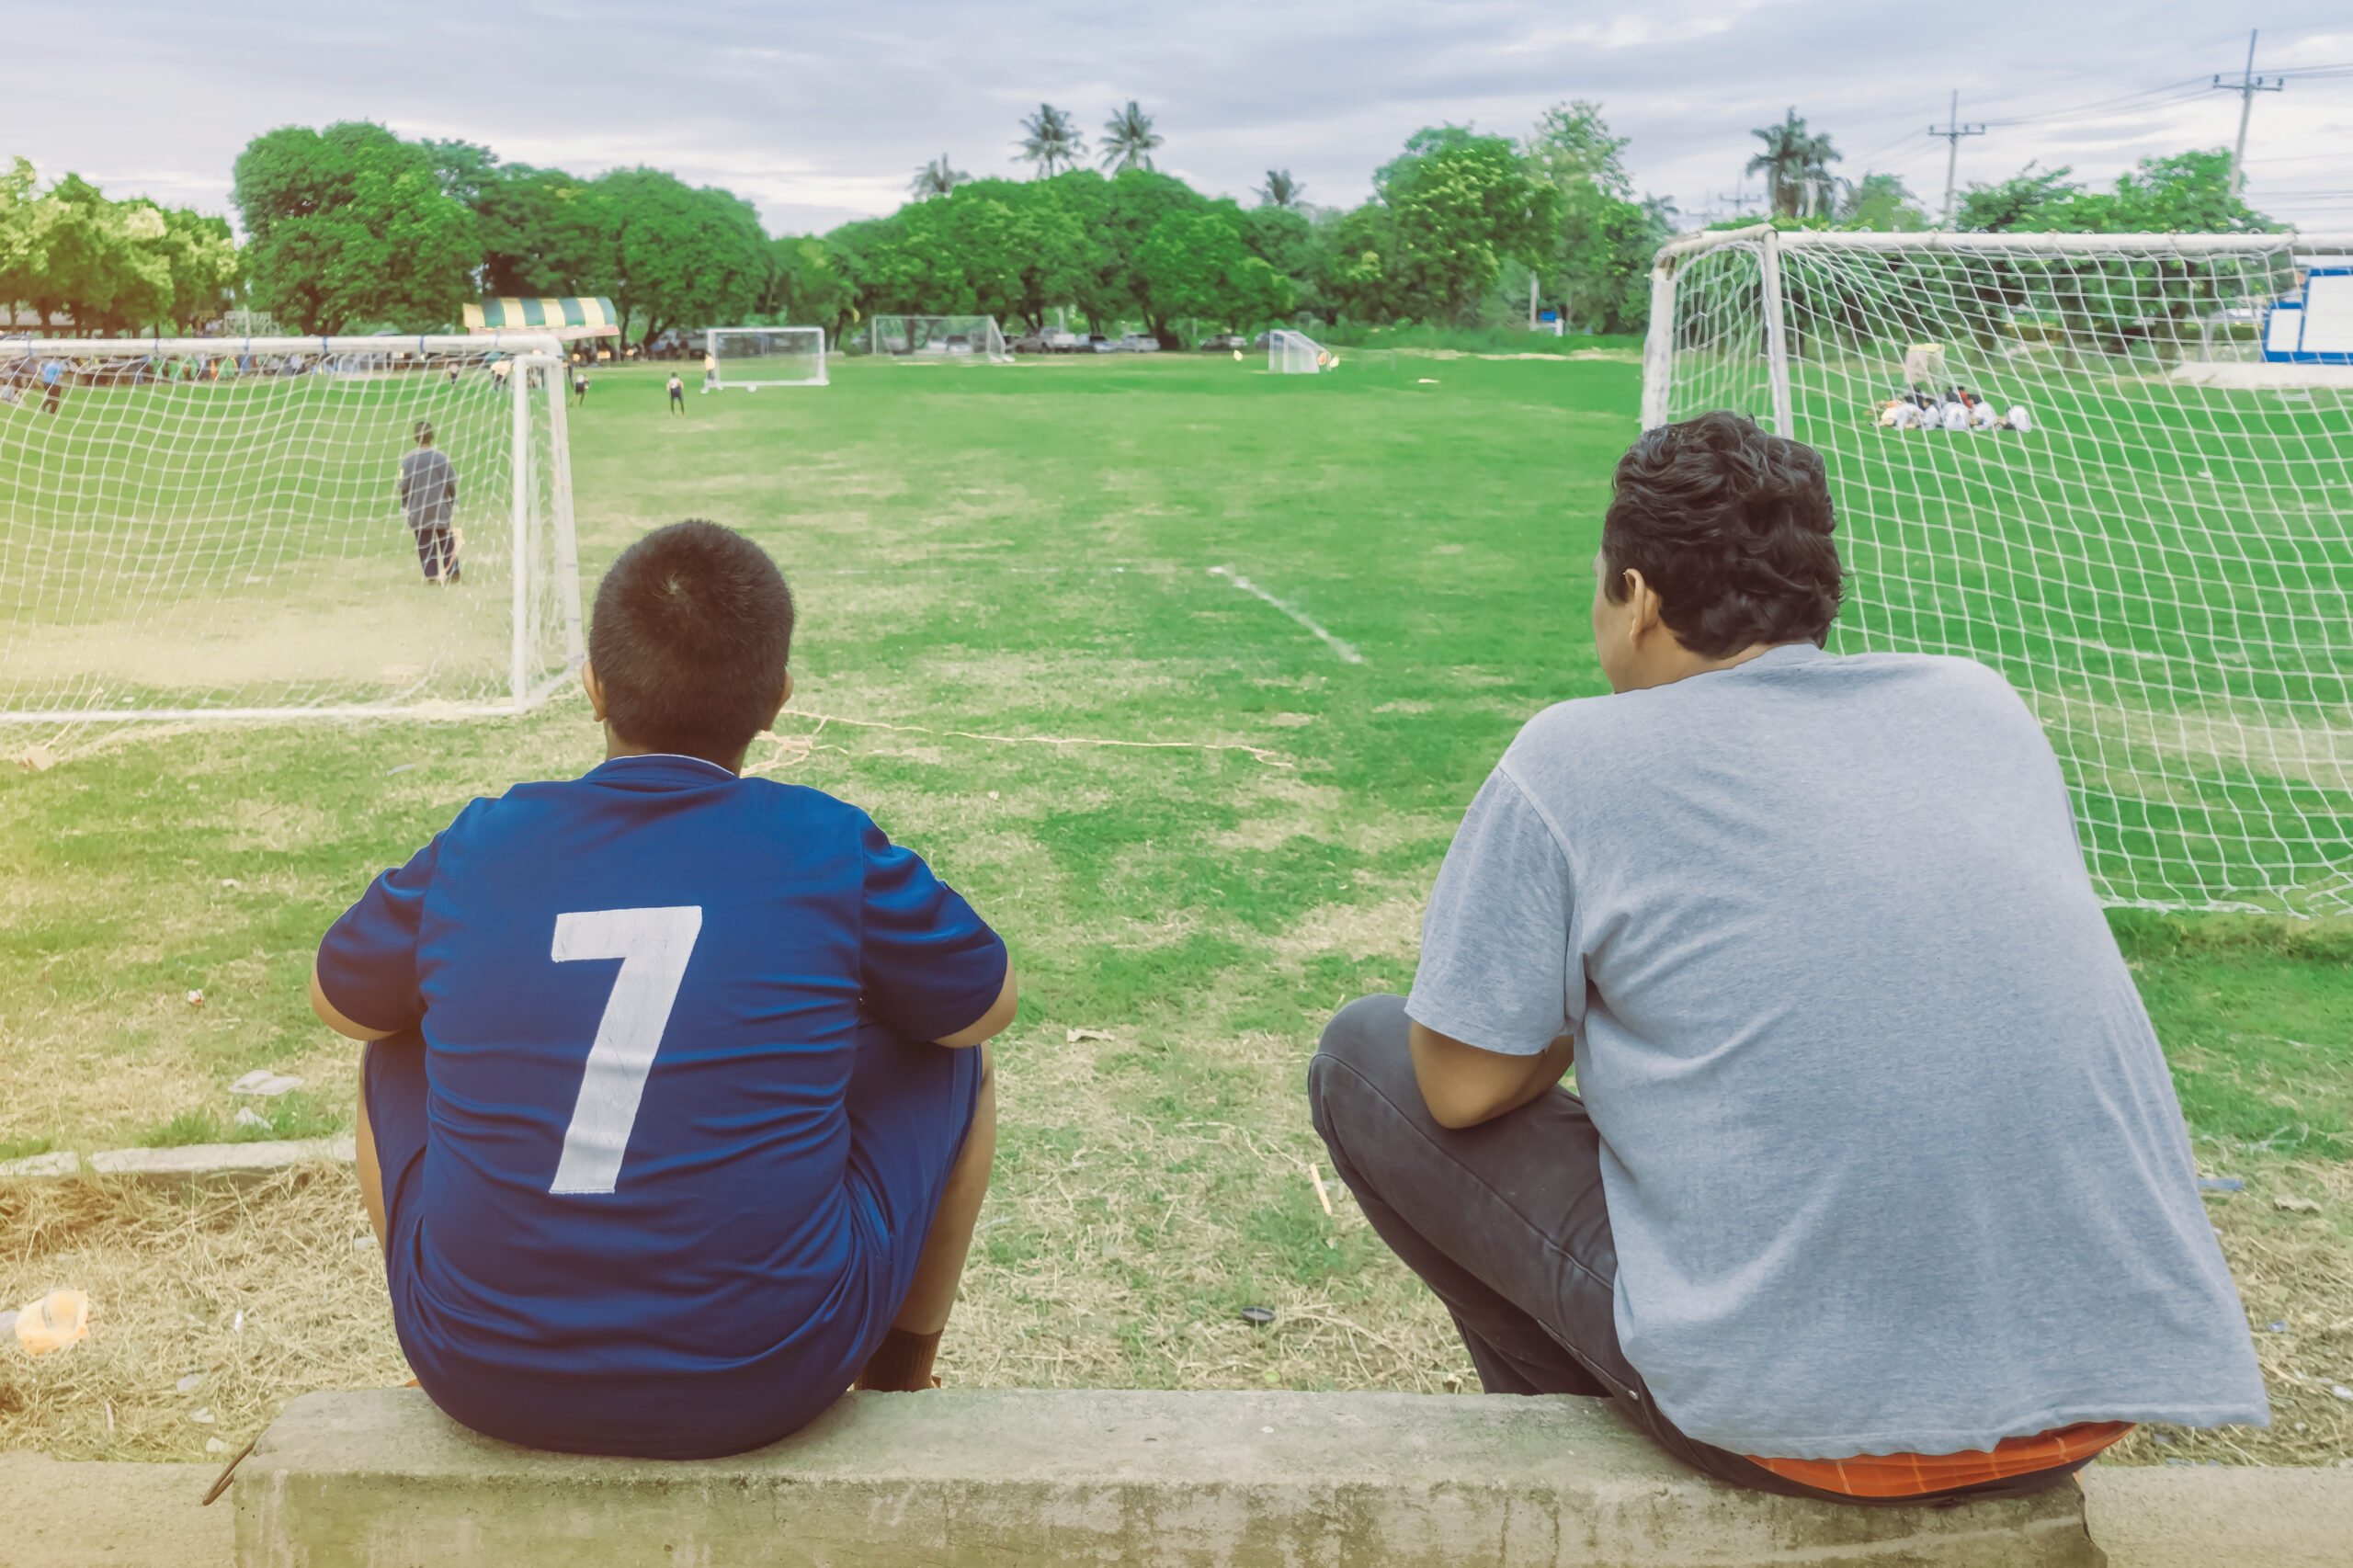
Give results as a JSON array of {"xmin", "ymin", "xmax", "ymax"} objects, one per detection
[
  {"xmin": 934, "ymin": 962, "xmax": 1017, "ymax": 1048},
  {"xmin": 1408, "ymin": 1018, "xmax": 1574, "ymax": 1130},
  {"xmin": 310, "ymin": 959, "xmax": 399, "ymax": 1042}
]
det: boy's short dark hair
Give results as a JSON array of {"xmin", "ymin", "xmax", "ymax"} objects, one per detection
[
  {"xmin": 589, "ymin": 521, "xmax": 794, "ymax": 764},
  {"xmin": 1601, "ymin": 411, "xmax": 1844, "ymax": 655}
]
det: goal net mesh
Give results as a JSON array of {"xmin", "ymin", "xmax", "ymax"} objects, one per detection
[
  {"xmin": 866, "ymin": 315, "xmax": 1009, "ymax": 362},
  {"xmin": 1651, "ymin": 232, "xmax": 2353, "ymax": 915},
  {"xmin": 1269, "ymin": 330, "xmax": 1328, "ymax": 374},
  {"xmin": 709, "ymin": 327, "xmax": 827, "ymax": 388},
  {"xmin": 0, "ymin": 338, "xmax": 580, "ymax": 720}
]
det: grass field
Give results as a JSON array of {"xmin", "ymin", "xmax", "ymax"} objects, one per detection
[{"xmin": 3, "ymin": 351, "xmax": 2349, "ymax": 1468}]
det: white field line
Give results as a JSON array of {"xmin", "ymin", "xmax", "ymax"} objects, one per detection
[
  {"xmin": 1208, "ymin": 566, "xmax": 1363, "ymax": 665},
  {"xmin": 751, "ymin": 711, "xmax": 1295, "ymax": 771}
]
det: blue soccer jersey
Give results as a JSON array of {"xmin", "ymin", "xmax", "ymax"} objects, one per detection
[{"xmin": 318, "ymin": 754, "xmax": 1006, "ymax": 1457}]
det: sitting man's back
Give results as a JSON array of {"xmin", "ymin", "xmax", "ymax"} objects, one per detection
[
  {"xmin": 1310, "ymin": 411, "xmax": 2267, "ymax": 1501},
  {"xmin": 313, "ymin": 521, "xmax": 1014, "ymax": 1460}
]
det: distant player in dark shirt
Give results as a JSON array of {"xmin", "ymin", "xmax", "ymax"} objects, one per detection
[
  {"xmin": 667, "ymin": 373, "xmax": 685, "ymax": 415},
  {"xmin": 573, "ymin": 369, "xmax": 590, "ymax": 407},
  {"xmin": 396, "ymin": 421, "xmax": 460, "ymax": 584}
]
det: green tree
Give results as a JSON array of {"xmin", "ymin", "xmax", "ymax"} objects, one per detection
[
  {"xmin": 1100, "ymin": 102, "xmax": 1163, "ymax": 173},
  {"xmin": 1747, "ymin": 108, "xmax": 1840, "ymax": 220},
  {"xmin": 0, "ymin": 158, "xmax": 47, "ymax": 324},
  {"xmin": 1134, "ymin": 205, "xmax": 1290, "ymax": 338},
  {"xmin": 233, "ymin": 122, "xmax": 480, "ymax": 333},
  {"xmin": 910, "ymin": 154, "xmax": 969, "ymax": 199},
  {"xmin": 1838, "ymin": 172, "xmax": 1929, "ymax": 232},
  {"xmin": 1521, "ymin": 101, "xmax": 1671, "ymax": 334},
  {"xmin": 1366, "ymin": 127, "xmax": 1561, "ymax": 324},
  {"xmin": 592, "ymin": 167, "xmax": 770, "ymax": 346},
  {"xmin": 1018, "ymin": 105, "xmax": 1086, "ymax": 177},
  {"xmin": 17, "ymin": 175, "xmax": 174, "ymax": 335},
  {"xmin": 1256, "ymin": 170, "xmax": 1304, "ymax": 209},
  {"xmin": 472, "ymin": 164, "xmax": 609, "ymax": 296},
  {"xmin": 1959, "ymin": 150, "xmax": 2273, "ymax": 235},
  {"xmin": 756, "ymin": 233, "xmax": 858, "ymax": 338}
]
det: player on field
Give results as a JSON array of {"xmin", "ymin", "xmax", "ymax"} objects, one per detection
[
  {"xmin": 703, "ymin": 348, "xmax": 719, "ymax": 393},
  {"xmin": 1309, "ymin": 411, "xmax": 2268, "ymax": 1506},
  {"xmin": 395, "ymin": 421, "xmax": 461, "ymax": 585},
  {"xmin": 573, "ymin": 367, "xmax": 590, "ymax": 407},
  {"xmin": 667, "ymin": 372, "xmax": 686, "ymax": 415},
  {"xmin": 310, "ymin": 521, "xmax": 1015, "ymax": 1459}
]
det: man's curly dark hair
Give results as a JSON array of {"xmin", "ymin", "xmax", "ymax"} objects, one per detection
[{"xmin": 1601, "ymin": 411, "xmax": 1845, "ymax": 655}]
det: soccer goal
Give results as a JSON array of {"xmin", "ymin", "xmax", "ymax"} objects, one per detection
[
  {"xmin": 1268, "ymin": 329, "xmax": 1330, "ymax": 374},
  {"xmin": 867, "ymin": 315, "xmax": 1011, "ymax": 363},
  {"xmin": 0, "ymin": 334, "xmax": 584, "ymax": 721},
  {"xmin": 1643, "ymin": 228, "xmax": 2353, "ymax": 915},
  {"xmin": 707, "ymin": 326, "xmax": 827, "ymax": 389}
]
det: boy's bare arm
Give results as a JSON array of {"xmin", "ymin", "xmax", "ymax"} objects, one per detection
[
  {"xmin": 934, "ymin": 963, "xmax": 1017, "ymax": 1048},
  {"xmin": 310, "ymin": 958, "xmax": 400, "ymax": 1042}
]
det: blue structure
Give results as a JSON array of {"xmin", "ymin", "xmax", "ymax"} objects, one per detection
[{"xmin": 2262, "ymin": 267, "xmax": 2352, "ymax": 364}]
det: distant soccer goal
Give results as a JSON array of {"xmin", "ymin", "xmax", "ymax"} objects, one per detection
[
  {"xmin": 1268, "ymin": 330, "xmax": 1330, "ymax": 374},
  {"xmin": 0, "ymin": 334, "xmax": 583, "ymax": 721},
  {"xmin": 1643, "ymin": 227, "xmax": 2353, "ymax": 915},
  {"xmin": 708, "ymin": 326, "xmax": 827, "ymax": 389},
  {"xmin": 868, "ymin": 315, "xmax": 1010, "ymax": 363}
]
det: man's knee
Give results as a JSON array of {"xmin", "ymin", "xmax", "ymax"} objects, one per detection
[{"xmin": 1308, "ymin": 993, "xmax": 1415, "ymax": 1131}]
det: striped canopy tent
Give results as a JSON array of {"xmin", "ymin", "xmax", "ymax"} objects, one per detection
[{"xmin": 463, "ymin": 296, "xmax": 621, "ymax": 341}]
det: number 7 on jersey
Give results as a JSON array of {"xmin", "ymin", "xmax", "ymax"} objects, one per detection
[{"xmin": 549, "ymin": 906, "xmax": 703, "ymax": 1195}]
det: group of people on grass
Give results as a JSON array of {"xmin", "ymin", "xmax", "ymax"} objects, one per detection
[
  {"xmin": 1878, "ymin": 385, "xmax": 2032, "ymax": 433},
  {"xmin": 320, "ymin": 411, "xmax": 2264, "ymax": 1504}
]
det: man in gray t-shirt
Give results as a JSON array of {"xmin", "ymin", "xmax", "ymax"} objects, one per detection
[
  {"xmin": 396, "ymin": 420, "xmax": 461, "ymax": 585},
  {"xmin": 1307, "ymin": 411, "xmax": 2267, "ymax": 1505}
]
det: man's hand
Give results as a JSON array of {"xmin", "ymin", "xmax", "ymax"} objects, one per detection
[
  {"xmin": 310, "ymin": 960, "xmax": 399, "ymax": 1042},
  {"xmin": 1408, "ymin": 1018, "xmax": 1574, "ymax": 1130},
  {"xmin": 935, "ymin": 963, "xmax": 1017, "ymax": 1048}
]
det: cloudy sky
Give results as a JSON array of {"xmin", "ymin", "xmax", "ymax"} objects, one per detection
[{"xmin": 12, "ymin": 2, "xmax": 2351, "ymax": 234}]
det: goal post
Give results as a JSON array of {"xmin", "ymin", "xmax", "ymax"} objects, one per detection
[
  {"xmin": 865, "ymin": 315, "xmax": 1010, "ymax": 363},
  {"xmin": 0, "ymin": 333, "xmax": 584, "ymax": 722},
  {"xmin": 1643, "ymin": 227, "xmax": 2353, "ymax": 915},
  {"xmin": 706, "ymin": 326, "xmax": 827, "ymax": 389},
  {"xmin": 1268, "ymin": 329, "xmax": 1329, "ymax": 374}
]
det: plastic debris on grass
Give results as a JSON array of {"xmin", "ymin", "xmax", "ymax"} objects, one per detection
[
  {"xmin": 14, "ymin": 744, "xmax": 56, "ymax": 772},
  {"xmin": 186, "ymin": 989, "xmax": 204, "ymax": 1006},
  {"xmin": 2198, "ymin": 1176, "xmax": 2245, "ymax": 1192},
  {"xmin": 229, "ymin": 1070, "xmax": 304, "ymax": 1096},
  {"xmin": 234, "ymin": 1107, "xmax": 272, "ymax": 1130},
  {"xmin": 9, "ymin": 1289, "xmax": 91, "ymax": 1356},
  {"xmin": 2275, "ymin": 1196, "xmax": 2323, "ymax": 1213},
  {"xmin": 1067, "ymin": 1028, "xmax": 1114, "ymax": 1043}
]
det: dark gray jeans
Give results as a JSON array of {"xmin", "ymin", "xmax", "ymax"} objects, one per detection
[{"xmin": 1306, "ymin": 994, "xmax": 2088, "ymax": 1506}]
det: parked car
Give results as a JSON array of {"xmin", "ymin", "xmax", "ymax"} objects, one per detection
[
  {"xmin": 1119, "ymin": 333, "xmax": 1161, "ymax": 353},
  {"xmin": 1042, "ymin": 330, "xmax": 1085, "ymax": 352},
  {"xmin": 1086, "ymin": 335, "xmax": 1118, "ymax": 353},
  {"xmin": 1010, "ymin": 332, "xmax": 1050, "ymax": 354},
  {"xmin": 1250, "ymin": 332, "xmax": 1275, "ymax": 350},
  {"xmin": 1198, "ymin": 333, "xmax": 1249, "ymax": 351}
]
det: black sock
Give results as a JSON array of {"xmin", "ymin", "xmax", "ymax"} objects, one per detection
[{"xmin": 855, "ymin": 1327, "xmax": 943, "ymax": 1392}]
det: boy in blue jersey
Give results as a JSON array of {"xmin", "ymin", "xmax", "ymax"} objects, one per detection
[{"xmin": 309, "ymin": 520, "xmax": 1015, "ymax": 1459}]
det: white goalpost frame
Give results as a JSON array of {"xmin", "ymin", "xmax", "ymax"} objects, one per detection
[
  {"xmin": 0, "ymin": 332, "xmax": 583, "ymax": 722},
  {"xmin": 1638, "ymin": 226, "xmax": 2353, "ymax": 915},
  {"xmin": 1267, "ymin": 329, "xmax": 1329, "ymax": 374},
  {"xmin": 865, "ymin": 315, "xmax": 1012, "ymax": 363},
  {"xmin": 705, "ymin": 325, "xmax": 828, "ymax": 389}
]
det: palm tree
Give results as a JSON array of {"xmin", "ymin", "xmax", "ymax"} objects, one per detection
[
  {"xmin": 1018, "ymin": 105, "xmax": 1086, "ymax": 177},
  {"xmin": 1099, "ymin": 101, "xmax": 1164, "ymax": 172},
  {"xmin": 1256, "ymin": 169, "xmax": 1304, "ymax": 209},
  {"xmin": 909, "ymin": 154, "xmax": 969, "ymax": 199},
  {"xmin": 1746, "ymin": 108, "xmax": 1842, "ymax": 220}
]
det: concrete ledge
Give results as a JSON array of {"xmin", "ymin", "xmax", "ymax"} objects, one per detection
[
  {"xmin": 0, "ymin": 1135, "xmax": 355, "ymax": 1183},
  {"xmin": 0, "ymin": 1453, "xmax": 231, "ymax": 1567},
  {"xmin": 235, "ymin": 1388, "xmax": 2099, "ymax": 1567},
  {"xmin": 2082, "ymin": 1460, "xmax": 2353, "ymax": 1568}
]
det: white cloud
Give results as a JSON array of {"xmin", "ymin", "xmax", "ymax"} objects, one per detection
[{"xmin": 12, "ymin": 1, "xmax": 2350, "ymax": 233}]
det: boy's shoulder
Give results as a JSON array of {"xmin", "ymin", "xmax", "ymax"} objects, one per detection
[{"xmin": 437, "ymin": 767, "xmax": 881, "ymax": 863}]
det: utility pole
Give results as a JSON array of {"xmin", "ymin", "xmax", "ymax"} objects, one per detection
[
  {"xmin": 1715, "ymin": 186, "xmax": 1762, "ymax": 220},
  {"xmin": 1928, "ymin": 90, "xmax": 1986, "ymax": 230},
  {"xmin": 2212, "ymin": 29, "xmax": 2284, "ymax": 198}
]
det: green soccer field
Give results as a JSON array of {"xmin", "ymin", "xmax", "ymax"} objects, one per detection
[{"xmin": 3, "ymin": 351, "xmax": 2349, "ymax": 1465}]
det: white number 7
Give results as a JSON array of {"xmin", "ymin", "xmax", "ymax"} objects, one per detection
[{"xmin": 548, "ymin": 906, "xmax": 703, "ymax": 1195}]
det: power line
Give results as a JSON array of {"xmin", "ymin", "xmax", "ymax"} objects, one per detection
[
  {"xmin": 1927, "ymin": 90, "xmax": 1986, "ymax": 229},
  {"xmin": 2211, "ymin": 28, "xmax": 2285, "ymax": 197}
]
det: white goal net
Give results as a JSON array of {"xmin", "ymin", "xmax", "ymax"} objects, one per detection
[
  {"xmin": 708, "ymin": 326, "xmax": 827, "ymax": 389},
  {"xmin": 867, "ymin": 315, "xmax": 1010, "ymax": 363},
  {"xmin": 1644, "ymin": 228, "xmax": 2353, "ymax": 915},
  {"xmin": 0, "ymin": 334, "xmax": 584, "ymax": 721},
  {"xmin": 1268, "ymin": 329, "xmax": 1329, "ymax": 374}
]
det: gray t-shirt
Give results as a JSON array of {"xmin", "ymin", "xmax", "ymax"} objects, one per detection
[
  {"xmin": 1407, "ymin": 643, "xmax": 2268, "ymax": 1459},
  {"xmin": 397, "ymin": 447, "xmax": 458, "ymax": 530}
]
